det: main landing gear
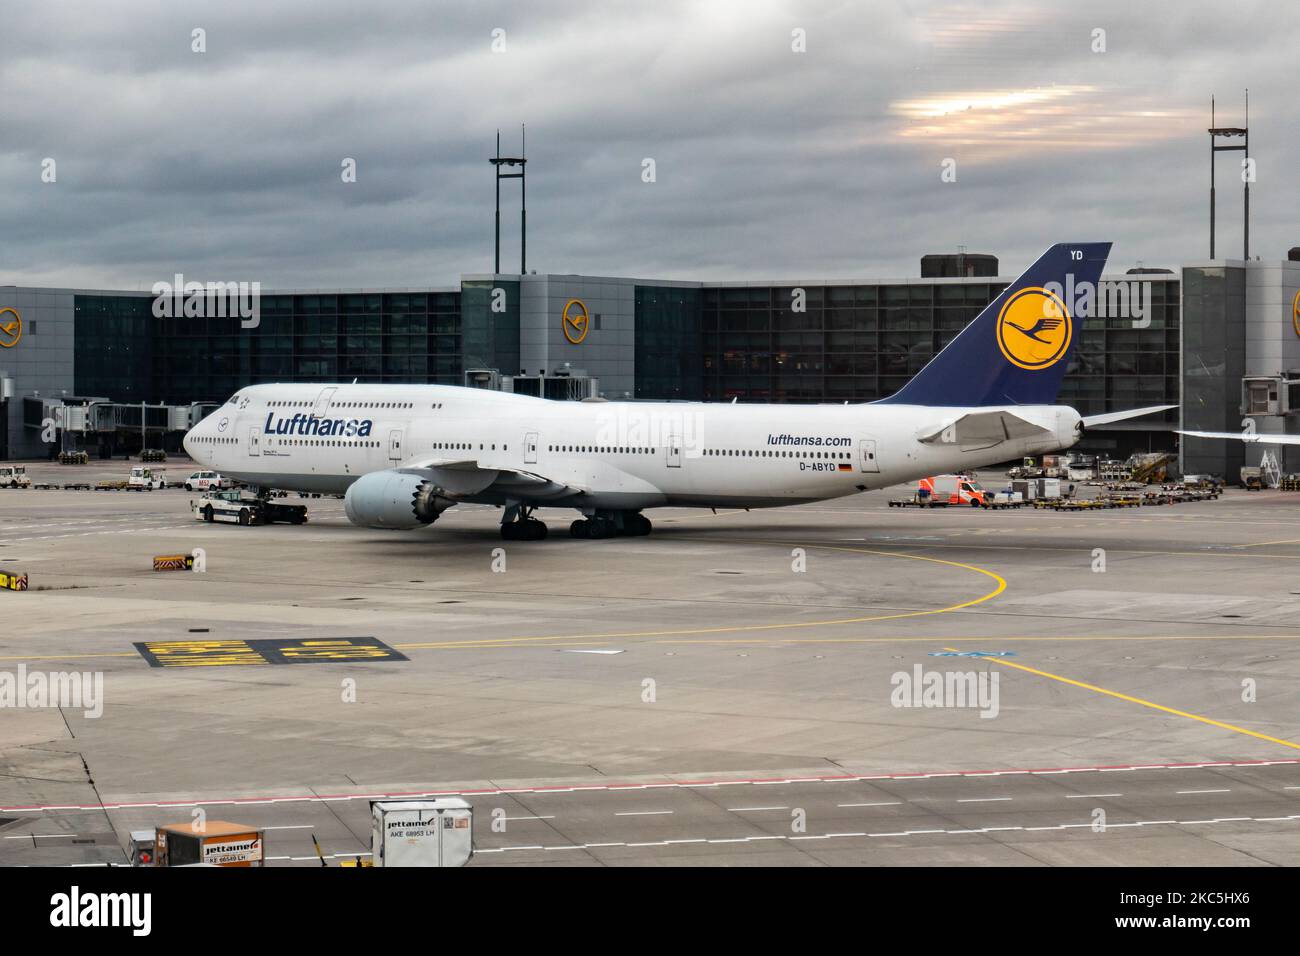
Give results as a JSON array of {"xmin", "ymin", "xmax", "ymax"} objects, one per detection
[
  {"xmin": 500, "ymin": 506, "xmax": 653, "ymax": 540},
  {"xmin": 569, "ymin": 511, "xmax": 652, "ymax": 539},
  {"xmin": 500, "ymin": 504, "xmax": 548, "ymax": 541}
]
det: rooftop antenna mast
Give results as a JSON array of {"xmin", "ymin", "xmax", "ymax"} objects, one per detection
[
  {"xmin": 490, "ymin": 126, "xmax": 528, "ymax": 275},
  {"xmin": 1208, "ymin": 92, "xmax": 1250, "ymax": 259}
]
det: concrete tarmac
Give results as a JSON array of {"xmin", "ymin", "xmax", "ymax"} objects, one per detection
[{"xmin": 0, "ymin": 458, "xmax": 1297, "ymax": 865}]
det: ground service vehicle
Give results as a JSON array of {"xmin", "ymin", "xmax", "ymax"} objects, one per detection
[
  {"xmin": 128, "ymin": 466, "xmax": 167, "ymax": 490},
  {"xmin": 184, "ymin": 470, "xmax": 230, "ymax": 491},
  {"xmin": 918, "ymin": 474, "xmax": 988, "ymax": 507},
  {"xmin": 0, "ymin": 466, "xmax": 31, "ymax": 489},
  {"xmin": 193, "ymin": 489, "xmax": 307, "ymax": 525}
]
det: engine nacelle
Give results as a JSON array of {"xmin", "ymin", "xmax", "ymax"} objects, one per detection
[{"xmin": 343, "ymin": 470, "xmax": 453, "ymax": 530}]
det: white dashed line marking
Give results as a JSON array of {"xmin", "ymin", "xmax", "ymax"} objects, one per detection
[
  {"xmin": 4, "ymin": 834, "xmax": 78, "ymax": 840},
  {"xmin": 468, "ymin": 810, "xmax": 1300, "ymax": 854}
]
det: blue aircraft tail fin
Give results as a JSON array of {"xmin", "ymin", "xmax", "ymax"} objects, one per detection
[{"xmin": 876, "ymin": 242, "xmax": 1111, "ymax": 407}]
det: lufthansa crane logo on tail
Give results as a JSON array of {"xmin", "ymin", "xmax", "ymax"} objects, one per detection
[{"xmin": 995, "ymin": 287, "xmax": 1071, "ymax": 370}]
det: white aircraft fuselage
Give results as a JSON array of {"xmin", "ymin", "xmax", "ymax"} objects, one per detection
[{"xmin": 184, "ymin": 381, "xmax": 1081, "ymax": 510}]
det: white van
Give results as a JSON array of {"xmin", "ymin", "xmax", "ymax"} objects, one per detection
[{"xmin": 184, "ymin": 471, "xmax": 229, "ymax": 492}]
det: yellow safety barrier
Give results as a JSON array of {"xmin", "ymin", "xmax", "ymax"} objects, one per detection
[
  {"xmin": 0, "ymin": 569, "xmax": 29, "ymax": 591},
  {"xmin": 152, "ymin": 554, "xmax": 194, "ymax": 571}
]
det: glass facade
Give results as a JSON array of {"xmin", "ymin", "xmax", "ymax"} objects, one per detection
[
  {"xmin": 460, "ymin": 280, "xmax": 519, "ymax": 376},
  {"xmin": 693, "ymin": 279, "xmax": 1180, "ymax": 425},
  {"xmin": 1180, "ymin": 265, "xmax": 1247, "ymax": 477},
  {"xmin": 73, "ymin": 295, "xmax": 155, "ymax": 402},
  {"xmin": 700, "ymin": 282, "xmax": 991, "ymax": 403},
  {"xmin": 634, "ymin": 285, "xmax": 702, "ymax": 400},
  {"xmin": 1059, "ymin": 278, "xmax": 1180, "ymax": 423},
  {"xmin": 75, "ymin": 290, "xmax": 461, "ymax": 404}
]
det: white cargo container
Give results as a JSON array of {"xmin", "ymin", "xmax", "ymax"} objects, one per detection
[{"xmin": 371, "ymin": 799, "xmax": 473, "ymax": 867}]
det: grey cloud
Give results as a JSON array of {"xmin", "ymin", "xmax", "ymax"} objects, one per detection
[{"xmin": 1, "ymin": 0, "xmax": 1297, "ymax": 290}]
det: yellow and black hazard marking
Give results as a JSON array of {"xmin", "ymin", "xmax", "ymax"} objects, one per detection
[
  {"xmin": 153, "ymin": 554, "xmax": 194, "ymax": 571},
  {"xmin": 257, "ymin": 637, "xmax": 408, "ymax": 665},
  {"xmin": 135, "ymin": 640, "xmax": 268, "ymax": 667},
  {"xmin": 0, "ymin": 569, "xmax": 29, "ymax": 592},
  {"xmin": 134, "ymin": 637, "xmax": 407, "ymax": 668}
]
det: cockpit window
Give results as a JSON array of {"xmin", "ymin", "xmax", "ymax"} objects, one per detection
[{"xmin": 227, "ymin": 392, "xmax": 242, "ymax": 406}]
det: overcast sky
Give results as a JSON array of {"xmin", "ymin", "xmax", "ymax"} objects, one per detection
[{"xmin": 1, "ymin": 1, "xmax": 1295, "ymax": 289}]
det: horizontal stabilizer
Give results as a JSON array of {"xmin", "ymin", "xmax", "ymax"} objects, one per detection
[
  {"xmin": 917, "ymin": 409, "xmax": 1053, "ymax": 446},
  {"xmin": 1082, "ymin": 405, "xmax": 1175, "ymax": 428},
  {"xmin": 1177, "ymin": 429, "xmax": 1300, "ymax": 446}
]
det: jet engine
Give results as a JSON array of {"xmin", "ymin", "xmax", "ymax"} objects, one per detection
[{"xmin": 343, "ymin": 470, "xmax": 454, "ymax": 529}]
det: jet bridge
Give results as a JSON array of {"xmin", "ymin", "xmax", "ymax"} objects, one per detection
[{"xmin": 21, "ymin": 397, "xmax": 218, "ymax": 458}]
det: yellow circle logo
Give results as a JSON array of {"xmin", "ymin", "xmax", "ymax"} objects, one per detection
[
  {"xmin": 562, "ymin": 298, "xmax": 589, "ymax": 345},
  {"xmin": 0, "ymin": 308, "xmax": 21, "ymax": 349},
  {"xmin": 1292, "ymin": 289, "xmax": 1300, "ymax": 338},
  {"xmin": 995, "ymin": 287, "xmax": 1071, "ymax": 370}
]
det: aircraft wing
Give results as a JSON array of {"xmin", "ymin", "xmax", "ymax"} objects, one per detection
[
  {"xmin": 1177, "ymin": 429, "xmax": 1300, "ymax": 446},
  {"xmin": 395, "ymin": 459, "xmax": 586, "ymax": 500},
  {"xmin": 916, "ymin": 409, "xmax": 1054, "ymax": 446}
]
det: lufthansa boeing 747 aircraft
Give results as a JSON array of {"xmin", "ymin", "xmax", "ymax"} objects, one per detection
[{"xmin": 183, "ymin": 243, "xmax": 1170, "ymax": 540}]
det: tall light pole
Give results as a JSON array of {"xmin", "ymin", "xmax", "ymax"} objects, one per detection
[
  {"xmin": 489, "ymin": 126, "xmax": 527, "ymax": 274},
  {"xmin": 1208, "ymin": 92, "xmax": 1249, "ymax": 260}
]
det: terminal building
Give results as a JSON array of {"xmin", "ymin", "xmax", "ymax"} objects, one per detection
[{"xmin": 3, "ymin": 251, "xmax": 1299, "ymax": 479}]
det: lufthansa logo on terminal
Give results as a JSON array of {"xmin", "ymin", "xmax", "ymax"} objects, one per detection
[
  {"xmin": 1292, "ymin": 289, "xmax": 1300, "ymax": 339},
  {"xmin": 562, "ymin": 298, "xmax": 589, "ymax": 345},
  {"xmin": 995, "ymin": 287, "xmax": 1071, "ymax": 371},
  {"xmin": 0, "ymin": 308, "xmax": 21, "ymax": 349}
]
